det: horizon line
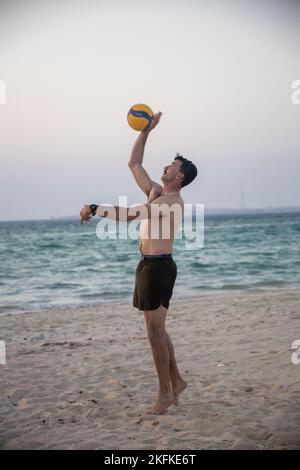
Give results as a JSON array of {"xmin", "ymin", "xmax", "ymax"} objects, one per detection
[{"xmin": 1, "ymin": 205, "xmax": 300, "ymax": 223}]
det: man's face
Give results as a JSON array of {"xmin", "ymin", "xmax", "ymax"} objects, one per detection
[{"xmin": 161, "ymin": 160, "xmax": 183, "ymax": 184}]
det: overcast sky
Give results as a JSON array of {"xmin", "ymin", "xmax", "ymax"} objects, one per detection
[{"xmin": 0, "ymin": 0, "xmax": 299, "ymax": 220}]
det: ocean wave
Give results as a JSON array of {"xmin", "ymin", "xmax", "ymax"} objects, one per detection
[
  {"xmin": 1, "ymin": 214, "xmax": 300, "ymax": 315},
  {"xmin": 34, "ymin": 243, "xmax": 64, "ymax": 249},
  {"xmin": 43, "ymin": 282, "xmax": 82, "ymax": 289},
  {"xmin": 190, "ymin": 262, "xmax": 211, "ymax": 269},
  {"xmin": 79, "ymin": 291, "xmax": 131, "ymax": 299}
]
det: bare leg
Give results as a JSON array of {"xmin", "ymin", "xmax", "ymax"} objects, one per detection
[
  {"xmin": 165, "ymin": 331, "xmax": 187, "ymax": 405},
  {"xmin": 144, "ymin": 306, "xmax": 174, "ymax": 414}
]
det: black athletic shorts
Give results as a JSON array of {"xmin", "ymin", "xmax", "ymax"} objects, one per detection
[{"xmin": 133, "ymin": 254, "xmax": 177, "ymax": 311}]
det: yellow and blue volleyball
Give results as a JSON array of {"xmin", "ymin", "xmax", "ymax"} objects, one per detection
[{"xmin": 127, "ymin": 103, "xmax": 154, "ymax": 131}]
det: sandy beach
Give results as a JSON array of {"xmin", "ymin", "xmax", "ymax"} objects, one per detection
[{"xmin": 1, "ymin": 287, "xmax": 300, "ymax": 450}]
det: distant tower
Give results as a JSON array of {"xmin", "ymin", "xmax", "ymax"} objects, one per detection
[{"xmin": 240, "ymin": 180, "xmax": 245, "ymax": 210}]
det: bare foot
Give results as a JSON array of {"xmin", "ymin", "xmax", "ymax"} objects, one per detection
[
  {"xmin": 171, "ymin": 378, "xmax": 187, "ymax": 405},
  {"xmin": 146, "ymin": 391, "xmax": 175, "ymax": 415}
]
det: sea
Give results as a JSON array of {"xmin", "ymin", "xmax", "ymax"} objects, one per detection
[{"xmin": 1, "ymin": 211, "xmax": 300, "ymax": 314}]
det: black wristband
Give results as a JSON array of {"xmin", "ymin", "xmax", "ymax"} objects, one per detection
[{"xmin": 89, "ymin": 204, "xmax": 98, "ymax": 216}]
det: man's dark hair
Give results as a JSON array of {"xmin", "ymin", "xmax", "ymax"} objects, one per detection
[{"xmin": 175, "ymin": 153, "xmax": 198, "ymax": 188}]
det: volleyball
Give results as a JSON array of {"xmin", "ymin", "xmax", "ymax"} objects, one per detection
[{"xmin": 127, "ymin": 103, "xmax": 154, "ymax": 131}]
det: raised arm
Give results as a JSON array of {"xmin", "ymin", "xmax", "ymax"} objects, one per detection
[{"xmin": 128, "ymin": 112, "xmax": 163, "ymax": 197}]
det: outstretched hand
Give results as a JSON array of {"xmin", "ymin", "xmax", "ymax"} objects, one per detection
[
  {"xmin": 80, "ymin": 205, "xmax": 92, "ymax": 225},
  {"xmin": 144, "ymin": 111, "xmax": 162, "ymax": 133}
]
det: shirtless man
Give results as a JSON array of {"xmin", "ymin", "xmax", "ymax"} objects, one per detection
[{"xmin": 80, "ymin": 112, "xmax": 198, "ymax": 414}]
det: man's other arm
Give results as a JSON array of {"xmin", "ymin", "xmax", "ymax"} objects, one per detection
[{"xmin": 80, "ymin": 195, "xmax": 173, "ymax": 223}]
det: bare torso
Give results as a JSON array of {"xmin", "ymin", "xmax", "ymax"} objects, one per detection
[{"xmin": 139, "ymin": 189, "xmax": 184, "ymax": 255}]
